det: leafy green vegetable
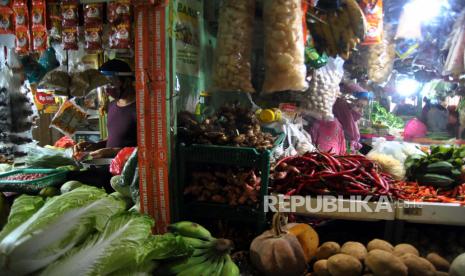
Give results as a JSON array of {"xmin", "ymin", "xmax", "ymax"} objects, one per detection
[
  {"xmin": 110, "ymin": 261, "xmax": 157, "ymax": 276},
  {"xmin": 41, "ymin": 212, "xmax": 154, "ymax": 276},
  {"xmin": 143, "ymin": 233, "xmax": 193, "ymax": 261},
  {"xmin": 0, "ymin": 195, "xmax": 44, "ymax": 241},
  {"xmin": 0, "ymin": 186, "xmax": 125, "ymax": 275},
  {"xmin": 371, "ymin": 102, "xmax": 405, "ymax": 130}
]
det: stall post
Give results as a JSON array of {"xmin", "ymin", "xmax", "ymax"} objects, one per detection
[{"xmin": 134, "ymin": 0, "xmax": 171, "ymax": 234}]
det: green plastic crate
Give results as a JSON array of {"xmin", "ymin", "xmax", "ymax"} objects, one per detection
[
  {"xmin": 0, "ymin": 168, "xmax": 68, "ymax": 194},
  {"xmin": 176, "ymin": 132, "xmax": 285, "ymax": 230}
]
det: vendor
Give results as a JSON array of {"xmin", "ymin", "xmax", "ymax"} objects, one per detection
[
  {"xmin": 425, "ymin": 97, "xmax": 449, "ymax": 133},
  {"xmin": 73, "ymin": 59, "xmax": 137, "ymax": 159},
  {"xmin": 333, "ymin": 82, "xmax": 370, "ymax": 153}
]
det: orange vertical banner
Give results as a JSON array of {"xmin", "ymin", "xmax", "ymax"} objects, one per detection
[{"xmin": 134, "ymin": 0, "xmax": 171, "ymax": 233}]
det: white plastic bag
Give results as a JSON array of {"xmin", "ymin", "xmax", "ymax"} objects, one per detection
[{"xmin": 272, "ymin": 119, "xmax": 316, "ymax": 162}]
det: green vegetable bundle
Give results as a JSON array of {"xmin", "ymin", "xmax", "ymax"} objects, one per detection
[
  {"xmin": 371, "ymin": 102, "xmax": 405, "ymax": 130},
  {"xmin": 405, "ymin": 145, "xmax": 465, "ymax": 188},
  {"xmin": 0, "ymin": 185, "xmax": 192, "ymax": 276}
]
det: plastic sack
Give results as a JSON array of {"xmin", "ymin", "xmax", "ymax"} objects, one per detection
[
  {"xmin": 211, "ymin": 0, "xmax": 255, "ymax": 93},
  {"xmin": 25, "ymin": 144, "xmax": 77, "ymax": 168},
  {"xmin": 272, "ymin": 120, "xmax": 315, "ymax": 162},
  {"xmin": 50, "ymin": 100, "xmax": 87, "ymax": 137},
  {"xmin": 262, "ymin": 0, "xmax": 307, "ymax": 93},
  {"xmin": 38, "ymin": 66, "xmax": 70, "ymax": 94},
  {"xmin": 404, "ymin": 118, "xmax": 427, "ymax": 141},
  {"xmin": 110, "ymin": 147, "xmax": 136, "ymax": 176},
  {"xmin": 303, "ymin": 57, "xmax": 344, "ymax": 120},
  {"xmin": 53, "ymin": 136, "xmax": 75, "ymax": 148}
]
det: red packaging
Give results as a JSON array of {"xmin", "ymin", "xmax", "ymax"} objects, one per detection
[
  {"xmin": 15, "ymin": 25, "xmax": 28, "ymax": 54},
  {"xmin": 61, "ymin": 0, "xmax": 78, "ymax": 28},
  {"xmin": 85, "ymin": 26, "xmax": 102, "ymax": 51},
  {"xmin": 110, "ymin": 147, "xmax": 136, "ymax": 175},
  {"xmin": 32, "ymin": 25, "xmax": 47, "ymax": 52},
  {"xmin": 62, "ymin": 27, "xmax": 78, "ymax": 50},
  {"xmin": 108, "ymin": 0, "xmax": 131, "ymax": 23},
  {"xmin": 31, "ymin": 0, "xmax": 45, "ymax": 27},
  {"xmin": 46, "ymin": 1, "xmax": 61, "ymax": 41},
  {"xmin": 84, "ymin": 3, "xmax": 103, "ymax": 26},
  {"xmin": 12, "ymin": 0, "xmax": 27, "ymax": 27},
  {"xmin": 110, "ymin": 22, "xmax": 131, "ymax": 49},
  {"xmin": 361, "ymin": 0, "xmax": 383, "ymax": 45},
  {"xmin": 0, "ymin": 6, "xmax": 13, "ymax": 34}
]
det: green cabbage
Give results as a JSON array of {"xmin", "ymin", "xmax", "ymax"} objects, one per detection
[
  {"xmin": 110, "ymin": 261, "xmax": 157, "ymax": 276},
  {"xmin": 41, "ymin": 212, "xmax": 154, "ymax": 276},
  {"xmin": 143, "ymin": 233, "xmax": 193, "ymax": 261},
  {"xmin": 0, "ymin": 186, "xmax": 126, "ymax": 275},
  {"xmin": 0, "ymin": 195, "xmax": 44, "ymax": 241}
]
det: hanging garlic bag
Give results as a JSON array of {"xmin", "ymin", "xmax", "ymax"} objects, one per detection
[
  {"xmin": 211, "ymin": 0, "xmax": 255, "ymax": 93},
  {"xmin": 262, "ymin": 0, "xmax": 307, "ymax": 93}
]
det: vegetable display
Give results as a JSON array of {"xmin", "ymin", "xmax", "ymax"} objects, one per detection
[
  {"xmin": 309, "ymin": 238, "xmax": 449, "ymax": 275},
  {"xmin": 272, "ymin": 152, "xmax": 403, "ymax": 198},
  {"xmin": 178, "ymin": 105, "xmax": 276, "ymax": 150},
  {"xmin": 157, "ymin": 221, "xmax": 239, "ymax": 276},
  {"xmin": 184, "ymin": 168, "xmax": 261, "ymax": 206},
  {"xmin": 0, "ymin": 185, "xmax": 221, "ymax": 276},
  {"xmin": 0, "ymin": 173, "xmax": 47, "ymax": 181},
  {"xmin": 371, "ymin": 101, "xmax": 404, "ymax": 130},
  {"xmin": 405, "ymin": 145, "xmax": 465, "ymax": 188},
  {"xmin": 394, "ymin": 181, "xmax": 465, "ymax": 204}
]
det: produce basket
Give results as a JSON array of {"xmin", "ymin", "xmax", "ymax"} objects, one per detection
[
  {"xmin": 176, "ymin": 132, "xmax": 285, "ymax": 230},
  {"xmin": 0, "ymin": 168, "xmax": 68, "ymax": 194}
]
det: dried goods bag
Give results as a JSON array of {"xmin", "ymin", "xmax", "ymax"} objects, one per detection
[
  {"xmin": 211, "ymin": 0, "xmax": 255, "ymax": 93},
  {"xmin": 262, "ymin": 0, "xmax": 307, "ymax": 93},
  {"xmin": 50, "ymin": 100, "xmax": 87, "ymax": 136}
]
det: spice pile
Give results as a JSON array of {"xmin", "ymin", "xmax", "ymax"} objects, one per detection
[
  {"xmin": 394, "ymin": 181, "xmax": 465, "ymax": 204},
  {"xmin": 271, "ymin": 152, "xmax": 402, "ymax": 198},
  {"xmin": 178, "ymin": 105, "xmax": 276, "ymax": 150},
  {"xmin": 184, "ymin": 168, "xmax": 261, "ymax": 206},
  {"xmin": 0, "ymin": 173, "xmax": 47, "ymax": 181}
]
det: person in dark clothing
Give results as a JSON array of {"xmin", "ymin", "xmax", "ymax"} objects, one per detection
[{"xmin": 73, "ymin": 59, "xmax": 137, "ymax": 159}]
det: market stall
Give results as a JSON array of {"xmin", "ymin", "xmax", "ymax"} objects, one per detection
[{"xmin": 2, "ymin": 0, "xmax": 465, "ymax": 275}]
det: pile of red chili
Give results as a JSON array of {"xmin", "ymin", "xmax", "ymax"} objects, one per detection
[
  {"xmin": 272, "ymin": 152, "xmax": 404, "ymax": 198},
  {"xmin": 0, "ymin": 173, "xmax": 48, "ymax": 181},
  {"xmin": 394, "ymin": 181, "xmax": 465, "ymax": 205}
]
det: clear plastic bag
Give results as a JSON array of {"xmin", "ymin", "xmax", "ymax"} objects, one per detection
[
  {"xmin": 303, "ymin": 57, "xmax": 344, "ymax": 120},
  {"xmin": 272, "ymin": 119, "xmax": 315, "ymax": 162},
  {"xmin": 211, "ymin": 0, "xmax": 255, "ymax": 93},
  {"xmin": 262, "ymin": 0, "xmax": 307, "ymax": 93},
  {"xmin": 50, "ymin": 99, "xmax": 87, "ymax": 136}
]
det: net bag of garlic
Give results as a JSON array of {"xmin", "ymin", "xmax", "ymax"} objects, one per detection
[
  {"xmin": 303, "ymin": 57, "xmax": 345, "ymax": 120},
  {"xmin": 211, "ymin": 0, "xmax": 255, "ymax": 93},
  {"xmin": 262, "ymin": 0, "xmax": 307, "ymax": 93}
]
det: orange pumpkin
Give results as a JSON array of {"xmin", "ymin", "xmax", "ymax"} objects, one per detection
[
  {"xmin": 250, "ymin": 213, "xmax": 307, "ymax": 276},
  {"xmin": 286, "ymin": 222, "xmax": 319, "ymax": 262}
]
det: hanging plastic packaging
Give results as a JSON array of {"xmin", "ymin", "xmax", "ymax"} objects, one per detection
[
  {"xmin": 62, "ymin": 27, "xmax": 78, "ymax": 50},
  {"xmin": 0, "ymin": 5, "xmax": 13, "ymax": 34},
  {"xmin": 262, "ymin": 0, "xmax": 307, "ymax": 93},
  {"xmin": 109, "ymin": 22, "xmax": 131, "ymax": 49},
  {"xmin": 303, "ymin": 57, "xmax": 344, "ymax": 120},
  {"xmin": 31, "ymin": 0, "xmax": 45, "ymax": 27},
  {"xmin": 360, "ymin": 0, "xmax": 383, "ymax": 45},
  {"xmin": 32, "ymin": 25, "xmax": 47, "ymax": 52},
  {"xmin": 107, "ymin": 0, "xmax": 131, "ymax": 24},
  {"xmin": 47, "ymin": 1, "xmax": 61, "ymax": 41},
  {"xmin": 211, "ymin": 0, "xmax": 255, "ymax": 93},
  {"xmin": 50, "ymin": 100, "xmax": 87, "ymax": 137},
  {"xmin": 12, "ymin": 0, "xmax": 27, "ymax": 27},
  {"xmin": 84, "ymin": 3, "xmax": 103, "ymax": 26}
]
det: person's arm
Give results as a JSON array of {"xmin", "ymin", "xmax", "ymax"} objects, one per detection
[{"xmin": 89, "ymin": 147, "xmax": 121, "ymax": 159}]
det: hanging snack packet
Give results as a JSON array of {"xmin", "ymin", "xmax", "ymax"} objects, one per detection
[
  {"xmin": 12, "ymin": 0, "xmax": 27, "ymax": 27},
  {"xmin": 108, "ymin": 0, "xmax": 131, "ymax": 24},
  {"xmin": 84, "ymin": 3, "xmax": 103, "ymax": 26},
  {"xmin": 62, "ymin": 27, "xmax": 78, "ymax": 50},
  {"xmin": 110, "ymin": 22, "xmax": 131, "ymax": 49},
  {"xmin": 47, "ymin": 1, "xmax": 61, "ymax": 41},
  {"xmin": 51, "ymin": 100, "xmax": 87, "ymax": 136},
  {"xmin": 61, "ymin": 0, "xmax": 78, "ymax": 28},
  {"xmin": 15, "ymin": 25, "xmax": 28, "ymax": 54},
  {"xmin": 360, "ymin": 0, "xmax": 383, "ymax": 45},
  {"xmin": 32, "ymin": 25, "xmax": 47, "ymax": 52},
  {"xmin": 85, "ymin": 26, "xmax": 102, "ymax": 51},
  {"xmin": 31, "ymin": 0, "xmax": 45, "ymax": 27},
  {"xmin": 0, "ymin": 6, "xmax": 13, "ymax": 34},
  {"xmin": 211, "ymin": 0, "xmax": 255, "ymax": 93},
  {"xmin": 262, "ymin": 0, "xmax": 307, "ymax": 93}
]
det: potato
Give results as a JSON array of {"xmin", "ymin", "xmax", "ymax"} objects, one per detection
[
  {"xmin": 313, "ymin": 260, "xmax": 330, "ymax": 276},
  {"xmin": 327, "ymin": 254, "xmax": 363, "ymax": 276},
  {"xmin": 394, "ymin": 243, "xmax": 420, "ymax": 257},
  {"xmin": 341, "ymin": 241, "xmax": 368, "ymax": 261},
  {"xmin": 367, "ymin": 239, "xmax": 394, "ymax": 253},
  {"xmin": 427, "ymin": 253, "xmax": 450, "ymax": 271},
  {"xmin": 400, "ymin": 253, "xmax": 436, "ymax": 276},
  {"xmin": 316, "ymin": 242, "xmax": 341, "ymax": 260},
  {"xmin": 365, "ymin": 249, "xmax": 408, "ymax": 276}
]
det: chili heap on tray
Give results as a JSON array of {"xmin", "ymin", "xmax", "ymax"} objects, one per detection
[{"xmin": 0, "ymin": 173, "xmax": 48, "ymax": 181}]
